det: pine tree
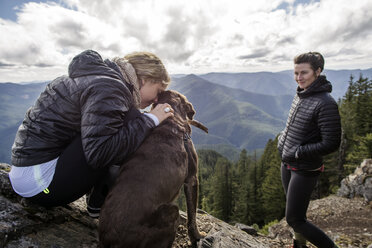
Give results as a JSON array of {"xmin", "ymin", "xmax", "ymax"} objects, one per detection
[
  {"xmin": 197, "ymin": 149, "xmax": 224, "ymax": 211},
  {"xmin": 246, "ymin": 151, "xmax": 261, "ymax": 225},
  {"xmin": 259, "ymin": 137, "xmax": 286, "ymax": 224},
  {"xmin": 230, "ymin": 149, "xmax": 249, "ymax": 223},
  {"xmin": 339, "ymin": 74, "xmax": 372, "ymax": 173},
  {"xmin": 209, "ymin": 157, "xmax": 232, "ymax": 221},
  {"xmin": 347, "ymin": 133, "xmax": 372, "ymax": 162}
]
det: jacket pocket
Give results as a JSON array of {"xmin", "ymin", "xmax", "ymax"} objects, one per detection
[{"xmin": 282, "ymin": 145, "xmax": 300, "ymax": 162}]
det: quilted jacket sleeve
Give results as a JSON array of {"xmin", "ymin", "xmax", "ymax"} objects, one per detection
[{"xmin": 79, "ymin": 77, "xmax": 155, "ymax": 169}]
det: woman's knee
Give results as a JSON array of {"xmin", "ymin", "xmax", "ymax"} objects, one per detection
[{"xmin": 286, "ymin": 214, "xmax": 305, "ymax": 230}]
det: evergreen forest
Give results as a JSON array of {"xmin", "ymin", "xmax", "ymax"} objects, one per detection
[{"xmin": 177, "ymin": 74, "xmax": 372, "ymax": 229}]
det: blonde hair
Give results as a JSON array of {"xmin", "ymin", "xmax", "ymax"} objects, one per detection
[{"xmin": 124, "ymin": 52, "xmax": 170, "ymax": 88}]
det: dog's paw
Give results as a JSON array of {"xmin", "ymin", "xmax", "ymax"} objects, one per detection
[
  {"xmin": 188, "ymin": 232, "xmax": 207, "ymax": 248},
  {"xmin": 189, "ymin": 230, "xmax": 207, "ymax": 243},
  {"xmin": 195, "ymin": 231, "xmax": 207, "ymax": 241},
  {"xmin": 198, "ymin": 231, "xmax": 207, "ymax": 238}
]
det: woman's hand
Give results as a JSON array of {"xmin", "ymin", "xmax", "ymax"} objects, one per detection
[{"xmin": 150, "ymin": 103, "xmax": 174, "ymax": 124}]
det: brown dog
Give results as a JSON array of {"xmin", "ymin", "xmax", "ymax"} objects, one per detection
[{"xmin": 98, "ymin": 90, "xmax": 208, "ymax": 248}]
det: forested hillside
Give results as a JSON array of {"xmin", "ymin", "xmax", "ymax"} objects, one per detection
[{"xmin": 170, "ymin": 74, "xmax": 292, "ymax": 157}]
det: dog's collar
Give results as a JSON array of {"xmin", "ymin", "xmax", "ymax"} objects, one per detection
[
  {"xmin": 183, "ymin": 132, "xmax": 192, "ymax": 156},
  {"xmin": 183, "ymin": 132, "xmax": 191, "ymax": 142}
]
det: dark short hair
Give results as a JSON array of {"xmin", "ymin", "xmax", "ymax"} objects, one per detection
[{"xmin": 294, "ymin": 52, "xmax": 324, "ymax": 72}]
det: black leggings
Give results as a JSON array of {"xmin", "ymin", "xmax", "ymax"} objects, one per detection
[
  {"xmin": 29, "ymin": 136, "xmax": 105, "ymax": 207},
  {"xmin": 281, "ymin": 163, "xmax": 335, "ymax": 248}
]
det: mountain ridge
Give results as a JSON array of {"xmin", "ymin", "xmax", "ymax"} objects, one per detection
[
  {"xmin": 169, "ymin": 74, "xmax": 291, "ymax": 154},
  {"xmin": 1, "ymin": 68, "xmax": 369, "ymax": 163},
  {"xmin": 198, "ymin": 68, "xmax": 372, "ymax": 100}
]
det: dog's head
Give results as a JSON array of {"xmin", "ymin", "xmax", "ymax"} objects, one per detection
[{"xmin": 155, "ymin": 90, "xmax": 208, "ymax": 133}]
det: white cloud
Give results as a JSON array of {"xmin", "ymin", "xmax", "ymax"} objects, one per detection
[{"xmin": 0, "ymin": 0, "xmax": 371, "ymax": 82}]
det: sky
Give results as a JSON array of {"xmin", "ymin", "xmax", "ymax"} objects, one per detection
[{"xmin": 0, "ymin": 0, "xmax": 371, "ymax": 83}]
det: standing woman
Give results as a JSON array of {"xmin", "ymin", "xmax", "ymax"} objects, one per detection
[
  {"xmin": 9, "ymin": 50, "xmax": 174, "ymax": 217},
  {"xmin": 277, "ymin": 52, "xmax": 341, "ymax": 248}
]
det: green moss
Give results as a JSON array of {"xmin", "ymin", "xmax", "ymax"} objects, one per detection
[{"xmin": 259, "ymin": 219, "xmax": 279, "ymax": 235}]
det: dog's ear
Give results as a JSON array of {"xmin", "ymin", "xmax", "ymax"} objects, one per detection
[
  {"xmin": 175, "ymin": 91, "xmax": 195, "ymax": 120},
  {"xmin": 186, "ymin": 102, "xmax": 195, "ymax": 120}
]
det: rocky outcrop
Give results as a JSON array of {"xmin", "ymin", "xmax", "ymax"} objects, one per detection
[
  {"xmin": 0, "ymin": 163, "xmax": 269, "ymax": 248},
  {"xmin": 0, "ymin": 163, "xmax": 99, "ymax": 247},
  {"xmin": 338, "ymin": 159, "xmax": 372, "ymax": 202},
  {"xmin": 176, "ymin": 211, "xmax": 271, "ymax": 248},
  {"xmin": 2, "ymin": 159, "xmax": 371, "ymax": 248}
]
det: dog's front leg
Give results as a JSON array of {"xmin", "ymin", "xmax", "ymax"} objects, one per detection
[
  {"xmin": 184, "ymin": 175, "xmax": 204, "ymax": 245},
  {"xmin": 184, "ymin": 139, "xmax": 205, "ymax": 246}
]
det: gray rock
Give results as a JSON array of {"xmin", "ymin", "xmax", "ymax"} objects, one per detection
[
  {"xmin": 234, "ymin": 223, "xmax": 258, "ymax": 236},
  {"xmin": 337, "ymin": 159, "xmax": 372, "ymax": 202},
  {"xmin": 179, "ymin": 211, "xmax": 269, "ymax": 248}
]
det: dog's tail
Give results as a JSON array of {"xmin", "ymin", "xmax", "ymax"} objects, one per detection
[{"xmin": 188, "ymin": 119, "xmax": 208, "ymax": 133}]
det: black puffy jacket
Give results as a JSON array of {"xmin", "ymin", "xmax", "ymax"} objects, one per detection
[
  {"xmin": 277, "ymin": 76, "xmax": 341, "ymax": 170},
  {"xmin": 11, "ymin": 50, "xmax": 155, "ymax": 169}
]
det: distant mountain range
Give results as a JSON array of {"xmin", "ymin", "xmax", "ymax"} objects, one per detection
[
  {"xmin": 1, "ymin": 68, "xmax": 371, "ymax": 163},
  {"xmin": 169, "ymin": 74, "xmax": 292, "ymax": 159},
  {"xmin": 198, "ymin": 68, "xmax": 372, "ymax": 100}
]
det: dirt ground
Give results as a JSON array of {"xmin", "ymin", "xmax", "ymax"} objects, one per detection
[{"xmin": 267, "ymin": 195, "xmax": 372, "ymax": 248}]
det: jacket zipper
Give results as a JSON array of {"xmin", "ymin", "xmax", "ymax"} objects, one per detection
[
  {"xmin": 281, "ymin": 97, "xmax": 301, "ymax": 156},
  {"xmin": 290, "ymin": 97, "xmax": 301, "ymax": 124}
]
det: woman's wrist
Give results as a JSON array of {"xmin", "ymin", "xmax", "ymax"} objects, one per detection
[
  {"xmin": 143, "ymin": 113, "xmax": 159, "ymax": 126},
  {"xmin": 149, "ymin": 103, "xmax": 174, "ymax": 124}
]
